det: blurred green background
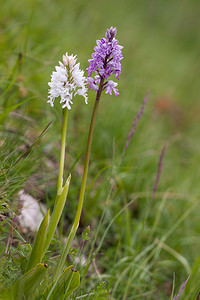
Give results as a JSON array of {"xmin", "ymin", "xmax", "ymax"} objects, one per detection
[{"xmin": 1, "ymin": 0, "xmax": 200, "ymax": 299}]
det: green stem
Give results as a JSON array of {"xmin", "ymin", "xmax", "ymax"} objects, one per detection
[
  {"xmin": 57, "ymin": 108, "xmax": 68, "ymax": 195},
  {"xmin": 54, "ymin": 79, "xmax": 104, "ymax": 279},
  {"xmin": 42, "ymin": 108, "xmax": 69, "ymax": 258},
  {"xmin": 74, "ymin": 99, "xmax": 99, "ymax": 228}
]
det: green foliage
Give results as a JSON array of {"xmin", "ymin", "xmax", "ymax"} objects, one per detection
[
  {"xmin": 0, "ymin": 0, "xmax": 200, "ymax": 299},
  {"xmin": 69, "ymin": 247, "xmax": 79, "ymax": 260},
  {"xmin": 92, "ymin": 281, "xmax": 110, "ymax": 299},
  {"xmin": 12, "ymin": 263, "xmax": 48, "ymax": 300},
  {"xmin": 16, "ymin": 243, "xmax": 32, "ymax": 273},
  {"xmin": 41, "ymin": 265, "xmax": 80, "ymax": 300},
  {"xmin": 182, "ymin": 255, "xmax": 200, "ymax": 299},
  {"xmin": 82, "ymin": 226, "xmax": 91, "ymax": 241}
]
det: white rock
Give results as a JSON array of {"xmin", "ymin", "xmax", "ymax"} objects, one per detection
[{"xmin": 18, "ymin": 190, "xmax": 47, "ymax": 232}]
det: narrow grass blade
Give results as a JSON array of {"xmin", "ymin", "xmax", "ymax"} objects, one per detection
[
  {"xmin": 183, "ymin": 255, "xmax": 200, "ymax": 297},
  {"xmin": 156, "ymin": 239, "xmax": 191, "ymax": 274},
  {"xmin": 85, "ymin": 197, "xmax": 138, "ymax": 275},
  {"xmin": 42, "ymin": 174, "xmax": 71, "ymax": 258},
  {"xmin": 173, "ymin": 275, "xmax": 190, "ymax": 300},
  {"xmin": 13, "ymin": 121, "xmax": 52, "ymax": 166},
  {"xmin": 0, "ymin": 97, "xmax": 32, "ymax": 124},
  {"xmin": 26, "ymin": 210, "xmax": 50, "ymax": 271},
  {"xmin": 42, "ymin": 265, "xmax": 80, "ymax": 300},
  {"xmin": 12, "ymin": 263, "xmax": 48, "ymax": 300}
]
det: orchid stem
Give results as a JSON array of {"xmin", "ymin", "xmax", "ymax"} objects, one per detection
[{"xmin": 57, "ymin": 108, "xmax": 68, "ymax": 195}]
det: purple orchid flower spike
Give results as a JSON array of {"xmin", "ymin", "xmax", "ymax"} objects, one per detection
[{"xmin": 87, "ymin": 26, "xmax": 123, "ymax": 98}]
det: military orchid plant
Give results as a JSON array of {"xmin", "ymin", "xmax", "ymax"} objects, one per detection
[{"xmin": 2, "ymin": 27, "xmax": 123, "ymax": 300}]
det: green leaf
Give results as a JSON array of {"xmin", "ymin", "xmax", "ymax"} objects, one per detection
[
  {"xmin": 0, "ymin": 287, "xmax": 14, "ymax": 300},
  {"xmin": 42, "ymin": 265, "xmax": 80, "ymax": 300},
  {"xmin": 42, "ymin": 175, "xmax": 71, "ymax": 258},
  {"xmin": 12, "ymin": 263, "xmax": 48, "ymax": 300},
  {"xmin": 26, "ymin": 210, "xmax": 50, "ymax": 271}
]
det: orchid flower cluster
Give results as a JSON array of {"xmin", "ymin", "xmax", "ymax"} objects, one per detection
[
  {"xmin": 48, "ymin": 26, "xmax": 123, "ymax": 108},
  {"xmin": 6, "ymin": 27, "xmax": 122, "ymax": 300},
  {"xmin": 48, "ymin": 53, "xmax": 88, "ymax": 109},
  {"xmin": 87, "ymin": 26, "xmax": 123, "ymax": 96}
]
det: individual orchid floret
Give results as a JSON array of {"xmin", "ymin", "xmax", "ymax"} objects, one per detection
[
  {"xmin": 105, "ymin": 80, "xmax": 119, "ymax": 97},
  {"xmin": 48, "ymin": 53, "xmax": 88, "ymax": 109},
  {"xmin": 87, "ymin": 26, "xmax": 123, "ymax": 96}
]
